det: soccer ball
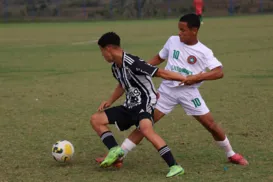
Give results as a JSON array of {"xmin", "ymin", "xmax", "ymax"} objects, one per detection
[{"xmin": 52, "ymin": 140, "xmax": 74, "ymax": 162}]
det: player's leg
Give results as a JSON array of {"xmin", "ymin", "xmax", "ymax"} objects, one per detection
[
  {"xmin": 95, "ymin": 85, "xmax": 178, "ymax": 166},
  {"xmin": 122, "ymin": 109, "xmax": 165, "ymax": 153},
  {"xmin": 128, "ymin": 108, "xmax": 165, "ymax": 144},
  {"xmin": 95, "ymin": 108, "xmax": 165, "ymax": 167},
  {"xmin": 90, "ymin": 110, "xmax": 124, "ymax": 167},
  {"xmin": 90, "ymin": 111, "xmax": 118, "ymax": 149},
  {"xmin": 193, "ymin": 113, "xmax": 248, "ymax": 165},
  {"xmin": 193, "ymin": 113, "xmax": 225, "ymax": 141},
  {"xmin": 138, "ymin": 117, "xmax": 184, "ymax": 177},
  {"xmin": 180, "ymin": 88, "xmax": 248, "ymax": 165},
  {"xmin": 90, "ymin": 106, "xmax": 134, "ymax": 167},
  {"xmin": 121, "ymin": 85, "xmax": 177, "ymax": 157}
]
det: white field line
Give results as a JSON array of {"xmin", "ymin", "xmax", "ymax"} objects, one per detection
[
  {"xmin": 14, "ymin": 39, "xmax": 98, "ymax": 48},
  {"xmin": 71, "ymin": 39, "xmax": 98, "ymax": 45}
]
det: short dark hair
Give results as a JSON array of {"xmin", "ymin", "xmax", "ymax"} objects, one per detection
[
  {"xmin": 98, "ymin": 32, "xmax": 120, "ymax": 48},
  {"xmin": 179, "ymin": 13, "xmax": 200, "ymax": 29}
]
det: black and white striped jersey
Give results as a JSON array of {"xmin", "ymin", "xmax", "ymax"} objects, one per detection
[{"xmin": 111, "ymin": 52, "xmax": 158, "ymax": 110}]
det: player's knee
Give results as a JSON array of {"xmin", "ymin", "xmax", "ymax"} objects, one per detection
[
  {"xmin": 139, "ymin": 119, "xmax": 153, "ymax": 136},
  {"xmin": 140, "ymin": 125, "xmax": 154, "ymax": 137},
  {"xmin": 90, "ymin": 113, "xmax": 100, "ymax": 128},
  {"xmin": 139, "ymin": 127, "xmax": 148, "ymax": 137}
]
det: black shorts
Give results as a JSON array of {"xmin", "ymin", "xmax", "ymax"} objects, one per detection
[{"xmin": 104, "ymin": 105, "xmax": 154, "ymax": 131}]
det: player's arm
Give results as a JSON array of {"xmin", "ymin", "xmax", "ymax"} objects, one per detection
[
  {"xmin": 185, "ymin": 50, "xmax": 224, "ymax": 85},
  {"xmin": 148, "ymin": 36, "xmax": 170, "ymax": 66},
  {"xmin": 154, "ymin": 68, "xmax": 186, "ymax": 83},
  {"xmin": 184, "ymin": 66, "xmax": 223, "ymax": 85},
  {"xmin": 196, "ymin": 66, "xmax": 224, "ymax": 81},
  {"xmin": 148, "ymin": 54, "xmax": 165, "ymax": 66},
  {"xmin": 107, "ymin": 83, "xmax": 124, "ymax": 104},
  {"xmin": 130, "ymin": 57, "xmax": 185, "ymax": 83},
  {"xmin": 130, "ymin": 56, "xmax": 185, "ymax": 83},
  {"xmin": 201, "ymin": 51, "xmax": 224, "ymax": 81},
  {"xmin": 98, "ymin": 83, "xmax": 124, "ymax": 111}
]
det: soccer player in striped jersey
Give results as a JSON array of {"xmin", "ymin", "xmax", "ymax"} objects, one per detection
[{"xmin": 90, "ymin": 32, "xmax": 188, "ymax": 177}]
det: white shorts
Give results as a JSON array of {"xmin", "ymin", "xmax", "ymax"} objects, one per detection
[{"xmin": 155, "ymin": 83, "xmax": 210, "ymax": 116}]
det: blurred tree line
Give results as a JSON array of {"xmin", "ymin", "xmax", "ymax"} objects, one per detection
[{"xmin": 1, "ymin": 0, "xmax": 273, "ymax": 20}]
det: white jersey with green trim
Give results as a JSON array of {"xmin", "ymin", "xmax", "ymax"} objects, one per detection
[{"xmin": 159, "ymin": 36, "xmax": 222, "ymax": 88}]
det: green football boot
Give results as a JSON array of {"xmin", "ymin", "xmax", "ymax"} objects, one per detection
[
  {"xmin": 100, "ymin": 146, "xmax": 124, "ymax": 168},
  {"xmin": 166, "ymin": 165, "xmax": 184, "ymax": 178}
]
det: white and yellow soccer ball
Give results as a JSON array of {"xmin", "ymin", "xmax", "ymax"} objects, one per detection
[{"xmin": 52, "ymin": 140, "xmax": 74, "ymax": 163}]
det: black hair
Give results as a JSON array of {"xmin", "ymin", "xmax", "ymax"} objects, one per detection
[
  {"xmin": 179, "ymin": 13, "xmax": 200, "ymax": 29},
  {"xmin": 97, "ymin": 32, "xmax": 120, "ymax": 48}
]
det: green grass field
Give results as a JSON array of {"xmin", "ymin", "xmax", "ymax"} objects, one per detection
[{"xmin": 1, "ymin": 15, "xmax": 273, "ymax": 182}]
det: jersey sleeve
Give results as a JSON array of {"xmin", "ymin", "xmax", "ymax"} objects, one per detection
[
  {"xmin": 204, "ymin": 51, "xmax": 223, "ymax": 70},
  {"xmin": 130, "ymin": 59, "xmax": 159, "ymax": 77},
  {"xmin": 158, "ymin": 37, "xmax": 171, "ymax": 59}
]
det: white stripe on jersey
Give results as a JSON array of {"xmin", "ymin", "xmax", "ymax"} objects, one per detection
[
  {"xmin": 145, "ymin": 75, "xmax": 157, "ymax": 96},
  {"xmin": 129, "ymin": 72, "xmax": 150, "ymax": 110},
  {"xmin": 115, "ymin": 66, "xmax": 126, "ymax": 89},
  {"xmin": 112, "ymin": 52, "xmax": 157, "ymax": 109},
  {"xmin": 124, "ymin": 55, "xmax": 134, "ymax": 65},
  {"xmin": 151, "ymin": 68, "xmax": 158, "ymax": 77},
  {"xmin": 129, "ymin": 69, "xmax": 157, "ymax": 110},
  {"xmin": 135, "ymin": 74, "xmax": 157, "ymax": 105},
  {"xmin": 125, "ymin": 55, "xmax": 135, "ymax": 63},
  {"xmin": 122, "ymin": 59, "xmax": 132, "ymax": 88}
]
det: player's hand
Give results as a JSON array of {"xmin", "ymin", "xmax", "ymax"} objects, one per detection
[
  {"xmin": 184, "ymin": 72, "xmax": 202, "ymax": 85},
  {"xmin": 97, "ymin": 101, "xmax": 112, "ymax": 112},
  {"xmin": 178, "ymin": 76, "xmax": 187, "ymax": 85},
  {"xmin": 156, "ymin": 92, "xmax": 160, "ymax": 100}
]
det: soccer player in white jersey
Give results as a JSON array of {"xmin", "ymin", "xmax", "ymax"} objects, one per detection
[{"xmin": 96, "ymin": 13, "xmax": 248, "ymax": 168}]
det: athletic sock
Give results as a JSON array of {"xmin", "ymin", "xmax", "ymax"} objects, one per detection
[
  {"xmin": 121, "ymin": 138, "xmax": 136, "ymax": 157},
  {"xmin": 100, "ymin": 131, "xmax": 118, "ymax": 150},
  {"xmin": 158, "ymin": 145, "xmax": 177, "ymax": 167},
  {"xmin": 216, "ymin": 136, "xmax": 236, "ymax": 157}
]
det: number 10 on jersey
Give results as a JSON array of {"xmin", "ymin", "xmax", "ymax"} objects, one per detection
[{"xmin": 173, "ymin": 50, "xmax": 180, "ymax": 59}]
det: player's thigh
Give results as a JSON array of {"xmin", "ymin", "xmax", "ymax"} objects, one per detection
[
  {"xmin": 179, "ymin": 88, "xmax": 210, "ymax": 116},
  {"xmin": 104, "ymin": 106, "xmax": 135, "ymax": 131},
  {"xmin": 156, "ymin": 86, "xmax": 179, "ymax": 115},
  {"xmin": 154, "ymin": 108, "xmax": 166, "ymax": 123}
]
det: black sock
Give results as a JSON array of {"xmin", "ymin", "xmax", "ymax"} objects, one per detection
[
  {"xmin": 100, "ymin": 131, "xmax": 118, "ymax": 150},
  {"xmin": 158, "ymin": 145, "xmax": 177, "ymax": 167}
]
